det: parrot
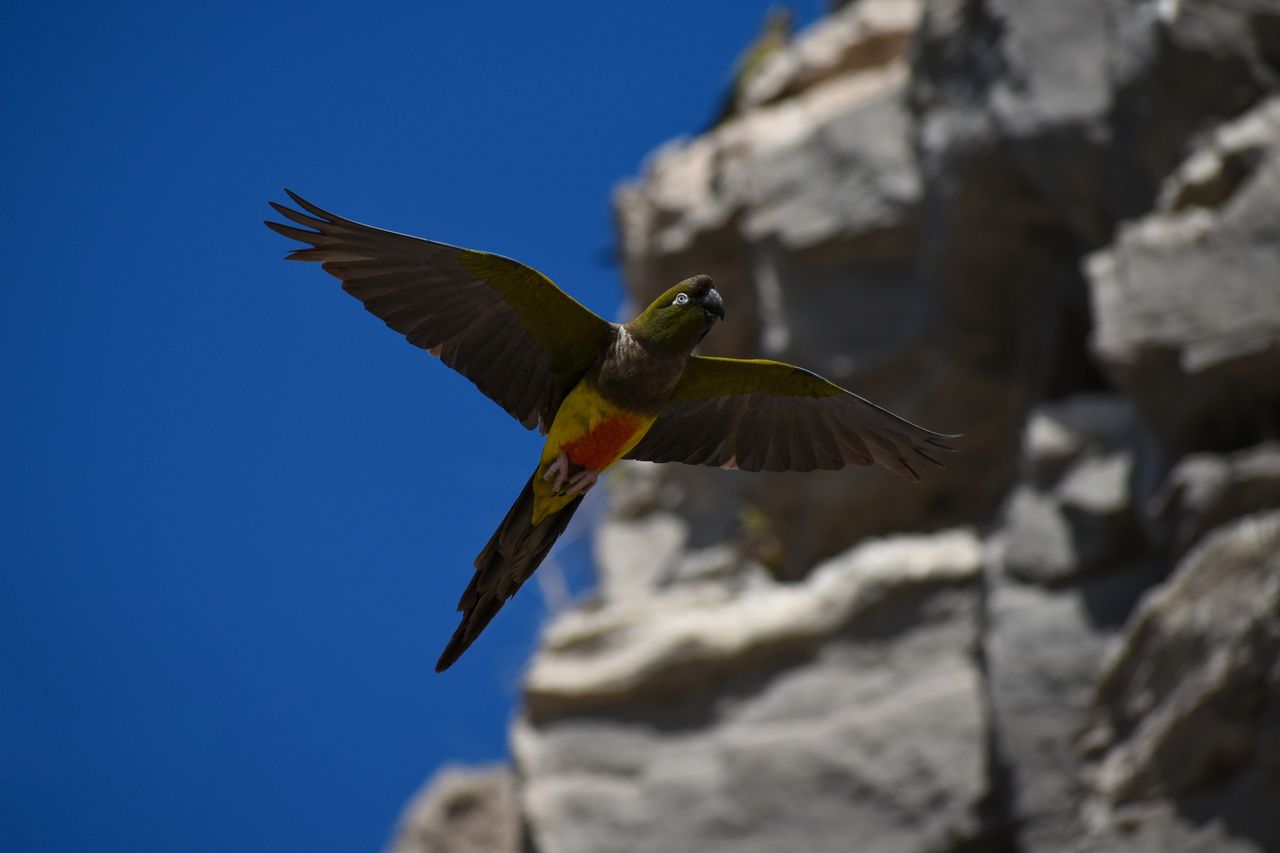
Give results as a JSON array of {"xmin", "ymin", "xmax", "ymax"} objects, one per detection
[
  {"xmin": 264, "ymin": 191, "xmax": 956, "ymax": 671},
  {"xmin": 708, "ymin": 5, "xmax": 794, "ymax": 129}
]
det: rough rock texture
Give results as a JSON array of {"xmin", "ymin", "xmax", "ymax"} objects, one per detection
[
  {"xmin": 982, "ymin": 565, "xmax": 1159, "ymax": 853},
  {"xmin": 991, "ymin": 394, "xmax": 1158, "ymax": 586},
  {"xmin": 1078, "ymin": 511, "xmax": 1280, "ymax": 853},
  {"xmin": 982, "ymin": 393, "xmax": 1169, "ymax": 852},
  {"xmin": 396, "ymin": 2, "xmax": 1280, "ymax": 851},
  {"xmin": 1088, "ymin": 98, "xmax": 1280, "ymax": 454},
  {"xmin": 386, "ymin": 765, "xmax": 520, "ymax": 853},
  {"xmin": 517, "ymin": 529, "xmax": 989, "ymax": 853},
  {"xmin": 1153, "ymin": 442, "xmax": 1280, "ymax": 558},
  {"xmin": 615, "ymin": 0, "xmax": 1012, "ymax": 577},
  {"xmin": 743, "ymin": 0, "xmax": 924, "ymax": 112}
]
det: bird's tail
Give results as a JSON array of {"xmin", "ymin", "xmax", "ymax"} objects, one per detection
[{"xmin": 435, "ymin": 473, "xmax": 583, "ymax": 672}]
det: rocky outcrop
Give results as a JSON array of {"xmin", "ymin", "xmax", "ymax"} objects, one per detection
[
  {"xmin": 615, "ymin": 0, "xmax": 1012, "ymax": 578},
  {"xmin": 1153, "ymin": 442, "xmax": 1280, "ymax": 558},
  {"xmin": 1087, "ymin": 98, "xmax": 1280, "ymax": 454},
  {"xmin": 1078, "ymin": 511, "xmax": 1280, "ymax": 853},
  {"xmin": 990, "ymin": 394, "xmax": 1157, "ymax": 586},
  {"xmin": 982, "ymin": 392, "xmax": 1167, "ymax": 853},
  {"xmin": 517, "ymin": 529, "xmax": 989, "ymax": 853},
  {"xmin": 386, "ymin": 765, "xmax": 520, "ymax": 853},
  {"xmin": 395, "ymin": 1, "xmax": 1280, "ymax": 851}
]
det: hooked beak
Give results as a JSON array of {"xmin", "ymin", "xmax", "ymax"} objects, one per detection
[{"xmin": 702, "ymin": 287, "xmax": 725, "ymax": 322}]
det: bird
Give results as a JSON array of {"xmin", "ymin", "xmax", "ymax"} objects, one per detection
[
  {"xmin": 264, "ymin": 191, "xmax": 956, "ymax": 671},
  {"xmin": 708, "ymin": 5, "xmax": 794, "ymax": 129}
]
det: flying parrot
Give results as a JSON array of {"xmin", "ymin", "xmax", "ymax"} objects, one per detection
[{"xmin": 264, "ymin": 191, "xmax": 955, "ymax": 671}]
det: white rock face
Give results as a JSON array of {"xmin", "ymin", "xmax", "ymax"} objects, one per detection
[
  {"xmin": 515, "ymin": 530, "xmax": 988, "ymax": 853},
  {"xmin": 391, "ymin": 3, "xmax": 1280, "ymax": 852},
  {"xmin": 614, "ymin": 0, "xmax": 1017, "ymax": 576},
  {"xmin": 1077, "ymin": 511, "xmax": 1280, "ymax": 852},
  {"xmin": 742, "ymin": 0, "xmax": 922, "ymax": 113},
  {"xmin": 386, "ymin": 765, "xmax": 519, "ymax": 853},
  {"xmin": 1087, "ymin": 98, "xmax": 1280, "ymax": 453},
  {"xmin": 994, "ymin": 395, "xmax": 1154, "ymax": 586},
  {"xmin": 1153, "ymin": 443, "xmax": 1280, "ymax": 557}
]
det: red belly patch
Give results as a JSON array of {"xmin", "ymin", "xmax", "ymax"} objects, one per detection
[{"xmin": 563, "ymin": 414, "xmax": 642, "ymax": 471}]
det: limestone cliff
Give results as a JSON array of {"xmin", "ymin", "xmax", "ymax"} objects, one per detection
[{"xmin": 392, "ymin": 2, "xmax": 1280, "ymax": 851}]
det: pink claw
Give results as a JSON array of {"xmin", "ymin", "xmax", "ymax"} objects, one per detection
[
  {"xmin": 566, "ymin": 469, "xmax": 599, "ymax": 495},
  {"xmin": 542, "ymin": 453, "xmax": 570, "ymax": 493}
]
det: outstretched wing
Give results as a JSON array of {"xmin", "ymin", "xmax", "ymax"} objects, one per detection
[
  {"xmin": 625, "ymin": 356, "xmax": 957, "ymax": 479},
  {"xmin": 265, "ymin": 191, "xmax": 612, "ymax": 432}
]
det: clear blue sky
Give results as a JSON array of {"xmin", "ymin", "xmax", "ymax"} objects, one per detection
[{"xmin": 1, "ymin": 2, "xmax": 823, "ymax": 850}]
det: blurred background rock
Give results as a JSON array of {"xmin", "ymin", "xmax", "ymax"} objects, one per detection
[{"xmin": 391, "ymin": 1, "xmax": 1280, "ymax": 851}]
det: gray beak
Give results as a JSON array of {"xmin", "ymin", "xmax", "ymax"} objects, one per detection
[{"xmin": 703, "ymin": 287, "xmax": 725, "ymax": 321}]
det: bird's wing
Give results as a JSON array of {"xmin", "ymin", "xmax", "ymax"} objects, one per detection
[
  {"xmin": 624, "ymin": 356, "xmax": 958, "ymax": 479},
  {"xmin": 265, "ymin": 191, "xmax": 612, "ymax": 432}
]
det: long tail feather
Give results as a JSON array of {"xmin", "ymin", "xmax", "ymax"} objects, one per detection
[{"xmin": 435, "ymin": 474, "xmax": 582, "ymax": 672}]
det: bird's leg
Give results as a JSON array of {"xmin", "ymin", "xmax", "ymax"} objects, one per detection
[
  {"xmin": 542, "ymin": 453, "xmax": 571, "ymax": 493},
  {"xmin": 542, "ymin": 453, "xmax": 599, "ymax": 496},
  {"xmin": 566, "ymin": 468, "xmax": 599, "ymax": 495}
]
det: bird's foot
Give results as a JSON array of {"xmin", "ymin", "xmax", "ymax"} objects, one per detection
[
  {"xmin": 542, "ymin": 453, "xmax": 599, "ymax": 496},
  {"xmin": 566, "ymin": 468, "xmax": 598, "ymax": 495},
  {"xmin": 542, "ymin": 453, "xmax": 571, "ymax": 493}
]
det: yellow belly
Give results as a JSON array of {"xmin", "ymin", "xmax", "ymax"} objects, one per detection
[{"xmin": 531, "ymin": 382, "xmax": 656, "ymax": 524}]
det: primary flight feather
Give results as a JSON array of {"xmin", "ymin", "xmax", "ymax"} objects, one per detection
[{"xmin": 265, "ymin": 191, "xmax": 956, "ymax": 671}]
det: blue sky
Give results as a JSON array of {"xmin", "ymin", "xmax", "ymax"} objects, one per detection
[{"xmin": 1, "ymin": 2, "xmax": 824, "ymax": 850}]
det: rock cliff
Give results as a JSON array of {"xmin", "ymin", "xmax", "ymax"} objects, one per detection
[{"xmin": 392, "ymin": 2, "xmax": 1280, "ymax": 851}]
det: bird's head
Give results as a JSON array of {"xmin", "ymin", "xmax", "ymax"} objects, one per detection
[{"xmin": 628, "ymin": 275, "xmax": 725, "ymax": 353}]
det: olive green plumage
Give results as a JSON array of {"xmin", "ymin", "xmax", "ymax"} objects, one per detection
[
  {"xmin": 265, "ymin": 190, "xmax": 610, "ymax": 433},
  {"xmin": 709, "ymin": 5, "xmax": 794, "ymax": 128},
  {"xmin": 627, "ymin": 278, "xmax": 723, "ymax": 357},
  {"xmin": 265, "ymin": 191, "xmax": 956, "ymax": 671}
]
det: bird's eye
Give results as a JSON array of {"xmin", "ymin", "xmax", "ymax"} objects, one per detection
[{"xmin": 673, "ymin": 293, "xmax": 689, "ymax": 305}]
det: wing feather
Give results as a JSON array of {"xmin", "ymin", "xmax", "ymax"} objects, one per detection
[
  {"xmin": 265, "ymin": 191, "xmax": 612, "ymax": 432},
  {"xmin": 625, "ymin": 356, "xmax": 957, "ymax": 478}
]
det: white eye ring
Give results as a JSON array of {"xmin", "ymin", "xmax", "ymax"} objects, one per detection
[{"xmin": 673, "ymin": 293, "xmax": 689, "ymax": 305}]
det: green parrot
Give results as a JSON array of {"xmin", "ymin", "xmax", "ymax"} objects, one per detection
[
  {"xmin": 265, "ymin": 191, "xmax": 955, "ymax": 671},
  {"xmin": 709, "ymin": 5, "xmax": 794, "ymax": 128}
]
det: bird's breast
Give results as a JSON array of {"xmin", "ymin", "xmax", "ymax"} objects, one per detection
[
  {"xmin": 561, "ymin": 413, "xmax": 645, "ymax": 471},
  {"xmin": 532, "ymin": 382, "xmax": 659, "ymax": 525},
  {"xmin": 542, "ymin": 382, "xmax": 657, "ymax": 473}
]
